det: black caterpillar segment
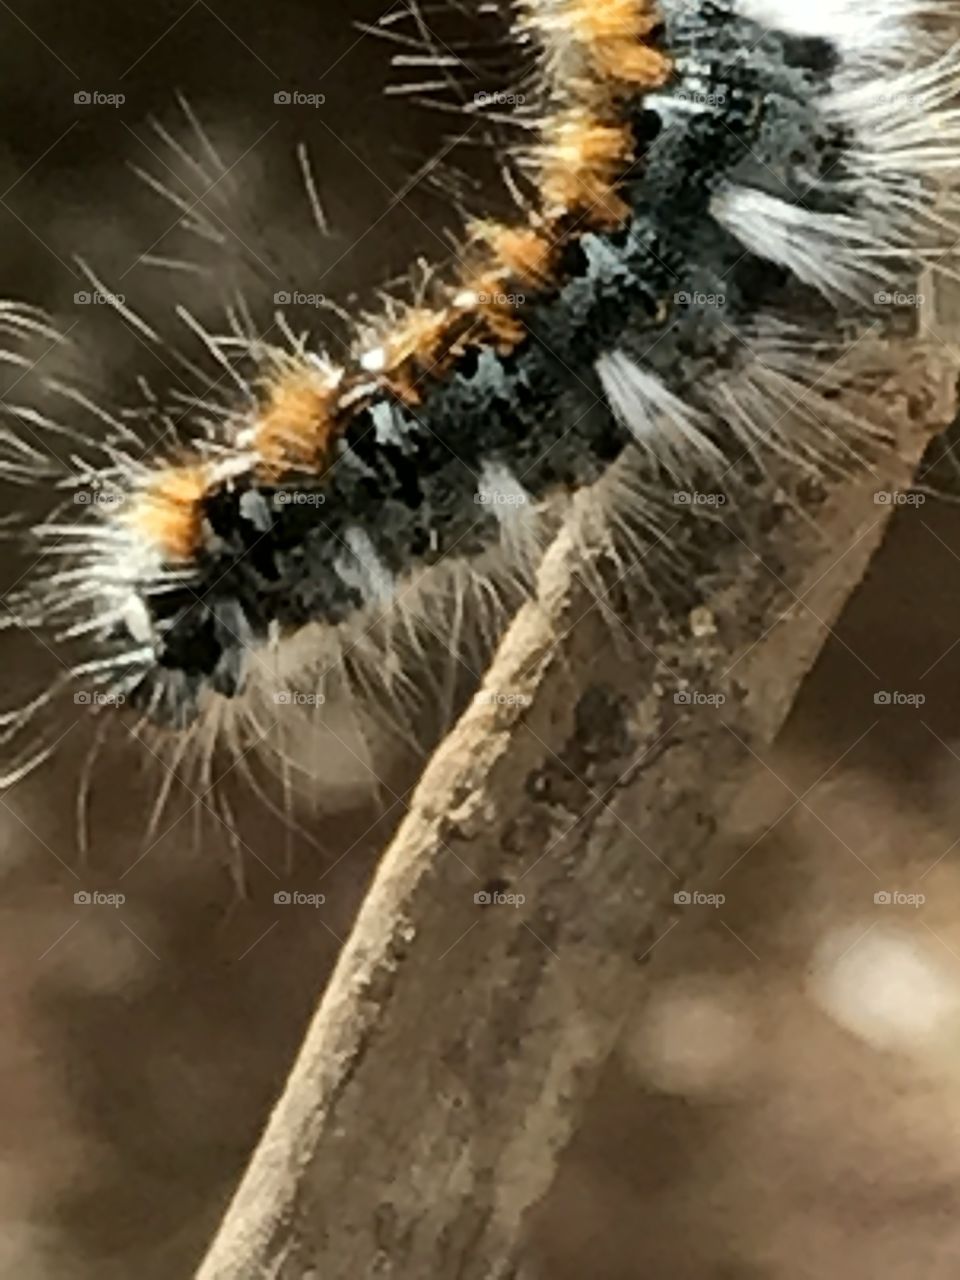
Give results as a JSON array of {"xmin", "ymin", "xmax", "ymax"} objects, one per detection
[
  {"xmin": 134, "ymin": 9, "xmax": 845, "ymax": 722},
  {"xmin": 0, "ymin": 0, "xmax": 956, "ymax": 808}
]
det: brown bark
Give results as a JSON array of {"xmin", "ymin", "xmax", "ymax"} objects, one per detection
[{"xmin": 196, "ymin": 333, "xmax": 959, "ymax": 1280}]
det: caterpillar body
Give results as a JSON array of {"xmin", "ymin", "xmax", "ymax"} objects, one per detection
[{"xmin": 0, "ymin": 0, "xmax": 958, "ymax": 844}]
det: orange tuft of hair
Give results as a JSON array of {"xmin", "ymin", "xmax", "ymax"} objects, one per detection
[
  {"xmin": 254, "ymin": 363, "xmax": 343, "ymax": 477},
  {"xmin": 365, "ymin": 306, "xmax": 464, "ymax": 405},
  {"xmin": 127, "ymin": 464, "xmax": 210, "ymax": 562},
  {"xmin": 560, "ymin": 0, "xmax": 671, "ymax": 87},
  {"xmin": 455, "ymin": 275, "xmax": 529, "ymax": 351},
  {"xmin": 536, "ymin": 111, "xmax": 635, "ymax": 226},
  {"xmin": 467, "ymin": 220, "xmax": 557, "ymax": 288}
]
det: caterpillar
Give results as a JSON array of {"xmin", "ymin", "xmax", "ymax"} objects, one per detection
[{"xmin": 0, "ymin": 0, "xmax": 958, "ymax": 851}]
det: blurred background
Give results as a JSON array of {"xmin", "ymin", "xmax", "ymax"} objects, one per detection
[{"xmin": 1, "ymin": 2, "xmax": 960, "ymax": 1276}]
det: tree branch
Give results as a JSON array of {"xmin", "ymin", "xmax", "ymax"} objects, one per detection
[{"xmin": 196, "ymin": 335, "xmax": 958, "ymax": 1280}]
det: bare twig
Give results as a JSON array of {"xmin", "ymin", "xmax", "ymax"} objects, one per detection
[{"xmin": 196, "ymin": 334, "xmax": 958, "ymax": 1280}]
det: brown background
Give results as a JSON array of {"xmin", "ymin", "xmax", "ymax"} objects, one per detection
[{"xmin": 1, "ymin": 3, "xmax": 960, "ymax": 1277}]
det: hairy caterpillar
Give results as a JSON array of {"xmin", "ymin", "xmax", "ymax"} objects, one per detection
[{"xmin": 0, "ymin": 0, "xmax": 958, "ymax": 851}]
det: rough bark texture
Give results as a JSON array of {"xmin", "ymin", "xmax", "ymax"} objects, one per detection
[{"xmin": 196, "ymin": 332, "xmax": 959, "ymax": 1280}]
